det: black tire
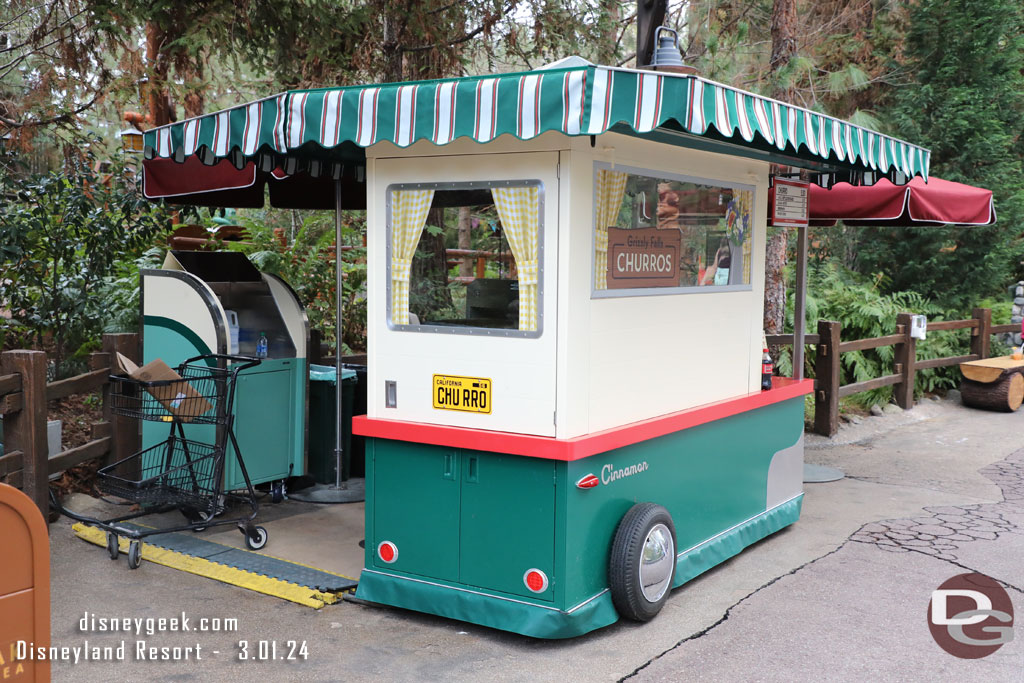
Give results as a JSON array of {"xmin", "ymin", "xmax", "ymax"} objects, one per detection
[
  {"xmin": 127, "ymin": 540, "xmax": 142, "ymax": 570},
  {"xmin": 106, "ymin": 532, "xmax": 119, "ymax": 560},
  {"xmin": 271, "ymin": 482, "xmax": 284, "ymax": 504},
  {"xmin": 244, "ymin": 526, "xmax": 268, "ymax": 551},
  {"xmin": 608, "ymin": 503, "xmax": 677, "ymax": 622}
]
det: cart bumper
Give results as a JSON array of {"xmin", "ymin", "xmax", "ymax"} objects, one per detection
[
  {"xmin": 355, "ymin": 570, "xmax": 619, "ymax": 639},
  {"xmin": 355, "ymin": 494, "xmax": 803, "ymax": 638}
]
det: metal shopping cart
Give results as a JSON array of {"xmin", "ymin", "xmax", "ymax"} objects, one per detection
[{"xmin": 53, "ymin": 354, "xmax": 269, "ymax": 569}]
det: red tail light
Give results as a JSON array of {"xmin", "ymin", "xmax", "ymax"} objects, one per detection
[
  {"xmin": 378, "ymin": 540, "xmax": 398, "ymax": 563},
  {"xmin": 576, "ymin": 474, "xmax": 599, "ymax": 489},
  {"xmin": 524, "ymin": 569, "xmax": 549, "ymax": 593}
]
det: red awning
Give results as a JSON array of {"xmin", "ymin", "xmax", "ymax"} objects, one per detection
[
  {"xmin": 142, "ymin": 157, "xmax": 365, "ymax": 210},
  {"xmin": 809, "ymin": 176, "xmax": 995, "ymax": 227}
]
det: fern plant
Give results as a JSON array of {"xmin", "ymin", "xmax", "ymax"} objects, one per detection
[{"xmin": 781, "ymin": 260, "xmax": 968, "ymax": 407}]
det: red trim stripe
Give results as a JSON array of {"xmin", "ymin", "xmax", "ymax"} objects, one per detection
[{"xmin": 353, "ymin": 378, "xmax": 814, "ymax": 462}]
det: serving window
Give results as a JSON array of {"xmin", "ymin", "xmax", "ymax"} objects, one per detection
[
  {"xmin": 387, "ymin": 180, "xmax": 543, "ymax": 337},
  {"xmin": 593, "ymin": 164, "xmax": 754, "ymax": 296}
]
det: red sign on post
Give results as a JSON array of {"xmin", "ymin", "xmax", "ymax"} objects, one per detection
[
  {"xmin": 606, "ymin": 227, "xmax": 681, "ymax": 289},
  {"xmin": 771, "ymin": 178, "xmax": 810, "ymax": 228}
]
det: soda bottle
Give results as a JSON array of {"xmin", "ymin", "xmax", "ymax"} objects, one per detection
[
  {"xmin": 761, "ymin": 348, "xmax": 773, "ymax": 391},
  {"xmin": 256, "ymin": 332, "xmax": 269, "ymax": 359}
]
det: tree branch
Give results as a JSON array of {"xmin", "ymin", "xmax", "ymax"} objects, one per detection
[{"xmin": 0, "ymin": 87, "xmax": 103, "ymax": 129}]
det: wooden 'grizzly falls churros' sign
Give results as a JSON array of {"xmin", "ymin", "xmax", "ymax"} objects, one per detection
[{"xmin": 606, "ymin": 227, "xmax": 681, "ymax": 289}]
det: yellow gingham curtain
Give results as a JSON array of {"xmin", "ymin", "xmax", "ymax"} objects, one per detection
[
  {"xmin": 594, "ymin": 169, "xmax": 628, "ymax": 289},
  {"xmin": 492, "ymin": 186, "xmax": 540, "ymax": 332},
  {"xmin": 738, "ymin": 190, "xmax": 753, "ymax": 284},
  {"xmin": 390, "ymin": 189, "xmax": 435, "ymax": 324}
]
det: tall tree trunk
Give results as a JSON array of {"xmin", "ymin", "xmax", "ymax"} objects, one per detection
[
  {"xmin": 597, "ymin": 0, "xmax": 622, "ymax": 65},
  {"xmin": 177, "ymin": 53, "xmax": 205, "ymax": 119},
  {"xmin": 458, "ymin": 206, "xmax": 473, "ymax": 278},
  {"xmin": 763, "ymin": 0, "xmax": 798, "ymax": 340},
  {"xmin": 145, "ymin": 22, "xmax": 173, "ymax": 125}
]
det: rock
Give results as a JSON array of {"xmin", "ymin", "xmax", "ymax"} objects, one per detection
[
  {"xmin": 870, "ymin": 404, "xmax": 884, "ymax": 417},
  {"xmin": 1015, "ymin": 297, "xmax": 1024, "ymax": 306},
  {"xmin": 883, "ymin": 403, "xmax": 902, "ymax": 415},
  {"xmin": 847, "ymin": 414, "xmax": 863, "ymax": 424},
  {"xmin": 1016, "ymin": 285, "xmax": 1023, "ymax": 297},
  {"xmin": 1014, "ymin": 305, "xmax": 1022, "ymax": 316},
  {"xmin": 946, "ymin": 389, "xmax": 962, "ymax": 403}
]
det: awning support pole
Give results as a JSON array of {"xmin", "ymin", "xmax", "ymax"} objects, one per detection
[
  {"xmin": 792, "ymin": 224, "xmax": 808, "ymax": 380},
  {"xmin": 334, "ymin": 179, "xmax": 346, "ymax": 487}
]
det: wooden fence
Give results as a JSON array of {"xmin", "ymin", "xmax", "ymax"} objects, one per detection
[
  {"xmin": 0, "ymin": 333, "xmax": 140, "ymax": 520},
  {"xmin": 768, "ymin": 307, "xmax": 1017, "ymax": 437}
]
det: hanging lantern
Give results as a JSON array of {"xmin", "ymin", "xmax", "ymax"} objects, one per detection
[
  {"xmin": 649, "ymin": 27, "xmax": 697, "ymax": 75},
  {"xmin": 119, "ymin": 112, "xmax": 146, "ymax": 153}
]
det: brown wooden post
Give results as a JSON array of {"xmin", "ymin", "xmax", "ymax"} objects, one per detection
[
  {"xmin": 894, "ymin": 312, "xmax": 916, "ymax": 410},
  {"xmin": 307, "ymin": 328, "xmax": 323, "ymax": 365},
  {"xmin": 814, "ymin": 320, "xmax": 841, "ymax": 437},
  {"xmin": 1, "ymin": 350, "xmax": 50, "ymax": 520},
  {"xmin": 971, "ymin": 307, "xmax": 992, "ymax": 360},
  {"xmin": 100, "ymin": 333, "xmax": 140, "ymax": 466}
]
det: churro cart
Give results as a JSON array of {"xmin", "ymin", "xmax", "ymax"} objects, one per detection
[{"xmin": 141, "ymin": 55, "xmax": 930, "ymax": 638}]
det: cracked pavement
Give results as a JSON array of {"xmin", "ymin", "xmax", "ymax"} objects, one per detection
[{"xmin": 48, "ymin": 398, "xmax": 1024, "ymax": 681}]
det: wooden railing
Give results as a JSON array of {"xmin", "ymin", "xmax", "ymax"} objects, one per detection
[
  {"xmin": 769, "ymin": 307, "xmax": 1017, "ymax": 437},
  {"xmin": 0, "ymin": 333, "xmax": 140, "ymax": 520}
]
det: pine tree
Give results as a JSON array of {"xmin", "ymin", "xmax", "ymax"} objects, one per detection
[{"xmin": 857, "ymin": 0, "xmax": 1024, "ymax": 310}]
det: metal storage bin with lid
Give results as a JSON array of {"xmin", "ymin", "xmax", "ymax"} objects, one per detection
[{"xmin": 140, "ymin": 250, "xmax": 309, "ymax": 494}]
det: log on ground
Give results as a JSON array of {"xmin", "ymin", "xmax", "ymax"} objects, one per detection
[{"xmin": 961, "ymin": 373, "xmax": 1024, "ymax": 412}]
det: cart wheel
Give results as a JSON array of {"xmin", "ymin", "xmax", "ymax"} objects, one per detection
[
  {"xmin": 609, "ymin": 503, "xmax": 676, "ymax": 622},
  {"xmin": 127, "ymin": 541, "xmax": 142, "ymax": 570},
  {"xmin": 192, "ymin": 510, "xmax": 213, "ymax": 533},
  {"xmin": 106, "ymin": 532, "xmax": 119, "ymax": 560},
  {"xmin": 244, "ymin": 526, "xmax": 268, "ymax": 551},
  {"xmin": 271, "ymin": 481, "xmax": 285, "ymax": 504}
]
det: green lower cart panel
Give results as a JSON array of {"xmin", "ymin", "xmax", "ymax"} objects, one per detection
[
  {"xmin": 357, "ymin": 495, "xmax": 803, "ymax": 638},
  {"xmin": 359, "ymin": 397, "xmax": 807, "ymax": 638}
]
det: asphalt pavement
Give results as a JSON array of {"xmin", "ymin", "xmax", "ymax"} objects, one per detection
[{"xmin": 46, "ymin": 396, "xmax": 1024, "ymax": 681}]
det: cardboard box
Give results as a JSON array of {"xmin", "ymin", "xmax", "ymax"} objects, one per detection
[{"xmin": 116, "ymin": 353, "xmax": 214, "ymax": 422}]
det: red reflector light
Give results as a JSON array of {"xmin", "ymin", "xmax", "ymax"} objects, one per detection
[
  {"xmin": 576, "ymin": 474, "xmax": 599, "ymax": 489},
  {"xmin": 523, "ymin": 568, "xmax": 549, "ymax": 593},
  {"xmin": 378, "ymin": 541, "xmax": 398, "ymax": 563}
]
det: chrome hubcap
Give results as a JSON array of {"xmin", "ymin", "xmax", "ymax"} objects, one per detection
[{"xmin": 639, "ymin": 523, "xmax": 674, "ymax": 602}]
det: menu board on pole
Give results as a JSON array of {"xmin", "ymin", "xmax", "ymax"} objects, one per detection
[{"xmin": 771, "ymin": 178, "xmax": 810, "ymax": 228}]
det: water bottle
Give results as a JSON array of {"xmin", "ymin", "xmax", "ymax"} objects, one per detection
[
  {"xmin": 256, "ymin": 332, "xmax": 268, "ymax": 359},
  {"xmin": 761, "ymin": 348, "xmax": 773, "ymax": 391}
]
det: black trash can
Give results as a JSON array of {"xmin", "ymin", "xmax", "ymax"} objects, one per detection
[
  {"xmin": 343, "ymin": 363, "xmax": 367, "ymax": 478},
  {"xmin": 308, "ymin": 365, "xmax": 357, "ymax": 484}
]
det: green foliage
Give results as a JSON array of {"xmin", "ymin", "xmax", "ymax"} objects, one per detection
[
  {"xmin": 781, "ymin": 261, "xmax": 967, "ymax": 406},
  {"xmin": 863, "ymin": 0, "xmax": 1024, "ymax": 307},
  {"xmin": 0, "ymin": 156, "xmax": 173, "ymax": 376},
  {"xmin": 238, "ymin": 210, "xmax": 367, "ymax": 354}
]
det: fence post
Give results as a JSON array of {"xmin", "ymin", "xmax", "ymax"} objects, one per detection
[
  {"xmin": 894, "ymin": 312, "xmax": 916, "ymax": 410},
  {"xmin": 1, "ymin": 350, "xmax": 50, "ymax": 520},
  {"xmin": 307, "ymin": 328, "xmax": 323, "ymax": 365},
  {"xmin": 814, "ymin": 320, "xmax": 841, "ymax": 437},
  {"xmin": 100, "ymin": 333, "xmax": 140, "ymax": 467},
  {"xmin": 970, "ymin": 307, "xmax": 992, "ymax": 360}
]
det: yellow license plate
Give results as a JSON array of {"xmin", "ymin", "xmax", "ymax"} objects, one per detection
[{"xmin": 432, "ymin": 375, "xmax": 492, "ymax": 414}]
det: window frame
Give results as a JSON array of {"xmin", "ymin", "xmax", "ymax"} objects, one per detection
[
  {"xmin": 385, "ymin": 179, "xmax": 545, "ymax": 338},
  {"xmin": 591, "ymin": 162, "xmax": 756, "ymax": 299}
]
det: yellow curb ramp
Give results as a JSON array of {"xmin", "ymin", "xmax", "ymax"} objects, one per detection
[{"xmin": 73, "ymin": 523, "xmax": 355, "ymax": 609}]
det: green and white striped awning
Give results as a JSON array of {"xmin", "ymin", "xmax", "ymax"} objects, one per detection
[{"xmin": 144, "ymin": 65, "xmax": 929, "ymax": 181}]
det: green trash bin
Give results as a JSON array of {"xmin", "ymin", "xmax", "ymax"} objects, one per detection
[{"xmin": 308, "ymin": 364, "xmax": 358, "ymax": 484}]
